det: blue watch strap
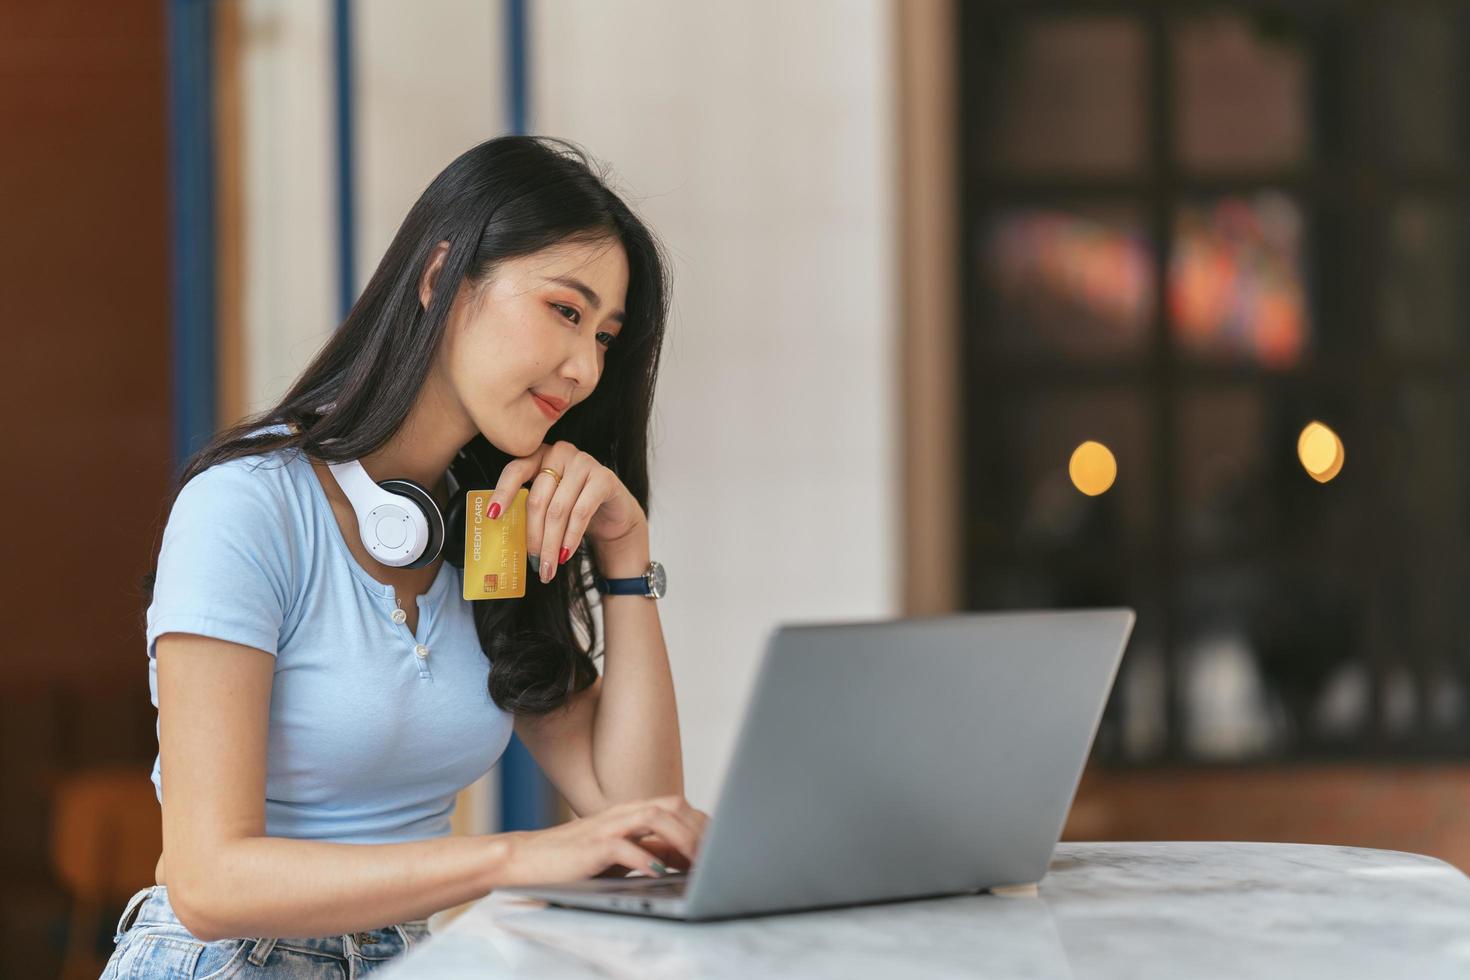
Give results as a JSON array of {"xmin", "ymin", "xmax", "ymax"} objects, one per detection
[{"xmin": 594, "ymin": 573, "xmax": 648, "ymax": 595}]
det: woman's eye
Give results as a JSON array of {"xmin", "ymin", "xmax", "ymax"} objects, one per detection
[
  {"xmin": 596, "ymin": 332, "xmax": 616, "ymax": 348},
  {"xmin": 551, "ymin": 302, "xmax": 580, "ymax": 324}
]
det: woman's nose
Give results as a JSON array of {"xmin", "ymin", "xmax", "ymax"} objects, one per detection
[{"xmin": 563, "ymin": 335, "xmax": 602, "ymax": 389}]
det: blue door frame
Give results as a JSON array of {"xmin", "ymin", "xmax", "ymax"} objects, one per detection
[
  {"xmin": 493, "ymin": 0, "xmax": 557, "ymax": 833},
  {"xmin": 166, "ymin": 0, "xmax": 216, "ymax": 467}
]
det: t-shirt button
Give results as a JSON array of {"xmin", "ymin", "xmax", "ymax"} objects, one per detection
[
  {"xmin": 391, "ymin": 609, "xmax": 408, "ymax": 625},
  {"xmin": 414, "ymin": 644, "xmax": 429, "ymax": 659}
]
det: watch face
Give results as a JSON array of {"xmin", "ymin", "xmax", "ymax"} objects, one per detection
[{"xmin": 647, "ymin": 560, "xmax": 666, "ymax": 598}]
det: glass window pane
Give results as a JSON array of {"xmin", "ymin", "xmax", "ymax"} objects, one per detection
[
  {"xmin": 1087, "ymin": 589, "xmax": 1171, "ymax": 764},
  {"xmin": 990, "ymin": 16, "xmax": 1146, "ymax": 175},
  {"xmin": 1177, "ymin": 568, "xmax": 1280, "ymax": 760},
  {"xmin": 1177, "ymin": 389, "xmax": 1267, "ymax": 555},
  {"xmin": 1113, "ymin": 631, "xmax": 1168, "ymax": 761},
  {"xmin": 983, "ymin": 204, "xmax": 1154, "ymax": 359},
  {"xmin": 1174, "ymin": 383, "xmax": 1369, "ymax": 759},
  {"xmin": 1173, "ymin": 12, "xmax": 1311, "ymax": 173},
  {"xmin": 1364, "ymin": 9, "xmax": 1465, "ymax": 169},
  {"xmin": 967, "ymin": 389, "xmax": 1152, "ymax": 611},
  {"xmin": 1380, "ymin": 200, "xmax": 1467, "ymax": 353},
  {"xmin": 1170, "ymin": 193, "xmax": 1311, "ymax": 367},
  {"xmin": 1006, "ymin": 389, "xmax": 1153, "ymax": 559},
  {"xmin": 1352, "ymin": 384, "xmax": 1469, "ymax": 745},
  {"xmin": 1380, "ymin": 384, "xmax": 1469, "ymax": 595}
]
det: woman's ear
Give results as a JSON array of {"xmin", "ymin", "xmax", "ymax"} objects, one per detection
[{"xmin": 419, "ymin": 240, "xmax": 451, "ymax": 311}]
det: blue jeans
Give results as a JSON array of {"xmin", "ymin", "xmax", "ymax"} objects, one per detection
[{"xmin": 98, "ymin": 884, "xmax": 431, "ymax": 978}]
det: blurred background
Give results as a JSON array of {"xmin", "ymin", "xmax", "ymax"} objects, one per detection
[{"xmin": 4, "ymin": 0, "xmax": 1468, "ymax": 976}]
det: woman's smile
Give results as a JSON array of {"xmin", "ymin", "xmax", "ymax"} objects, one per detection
[{"xmin": 531, "ymin": 391, "xmax": 566, "ymax": 420}]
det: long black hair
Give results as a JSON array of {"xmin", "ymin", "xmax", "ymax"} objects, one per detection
[{"xmin": 140, "ymin": 135, "xmax": 671, "ymax": 715}]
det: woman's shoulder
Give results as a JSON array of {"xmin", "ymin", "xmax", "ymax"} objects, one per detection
[
  {"xmin": 181, "ymin": 455, "xmax": 292, "ymax": 503},
  {"xmin": 149, "ymin": 429, "xmax": 309, "ymax": 655},
  {"xmin": 172, "ymin": 427, "xmax": 310, "ymax": 530}
]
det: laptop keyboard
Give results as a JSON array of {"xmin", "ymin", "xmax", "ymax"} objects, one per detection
[
  {"xmin": 589, "ymin": 874, "xmax": 689, "ymax": 894},
  {"xmin": 635, "ymin": 877, "xmax": 688, "ymax": 893}
]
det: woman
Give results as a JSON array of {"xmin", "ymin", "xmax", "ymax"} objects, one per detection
[{"xmin": 101, "ymin": 134, "xmax": 707, "ymax": 978}]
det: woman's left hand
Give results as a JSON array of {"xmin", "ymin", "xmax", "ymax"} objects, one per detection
[{"xmin": 482, "ymin": 440, "xmax": 647, "ymax": 583}]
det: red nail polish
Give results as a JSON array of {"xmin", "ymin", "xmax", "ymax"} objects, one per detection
[
  {"xmin": 487, "ymin": 502, "xmax": 501, "ymax": 520},
  {"xmin": 558, "ymin": 546, "xmax": 570, "ymax": 565}
]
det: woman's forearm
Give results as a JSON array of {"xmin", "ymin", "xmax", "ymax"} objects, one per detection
[
  {"xmin": 589, "ymin": 527, "xmax": 684, "ymax": 802},
  {"xmin": 180, "ymin": 832, "xmax": 511, "ymax": 941}
]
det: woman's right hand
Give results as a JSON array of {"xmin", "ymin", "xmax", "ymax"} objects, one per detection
[{"xmin": 495, "ymin": 794, "xmax": 710, "ymax": 887}]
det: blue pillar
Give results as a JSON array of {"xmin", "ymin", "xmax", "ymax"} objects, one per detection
[
  {"xmin": 166, "ymin": 0, "xmax": 217, "ymax": 467},
  {"xmin": 333, "ymin": 0, "xmax": 357, "ymax": 318},
  {"xmin": 506, "ymin": 0, "xmax": 529, "ymax": 136},
  {"xmin": 498, "ymin": 0, "xmax": 557, "ymax": 832}
]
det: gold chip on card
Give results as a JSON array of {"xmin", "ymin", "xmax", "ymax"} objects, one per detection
[{"xmin": 463, "ymin": 488, "xmax": 528, "ymax": 600}]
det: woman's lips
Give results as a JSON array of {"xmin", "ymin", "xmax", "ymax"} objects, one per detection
[{"xmin": 531, "ymin": 392, "xmax": 563, "ymax": 419}]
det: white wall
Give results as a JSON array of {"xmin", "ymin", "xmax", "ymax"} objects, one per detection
[
  {"xmin": 238, "ymin": 0, "xmax": 337, "ymax": 415},
  {"xmin": 355, "ymin": 0, "xmax": 505, "ymax": 294},
  {"xmin": 238, "ymin": 0, "xmax": 506, "ymax": 417},
  {"xmin": 531, "ymin": 0, "xmax": 899, "ymax": 812}
]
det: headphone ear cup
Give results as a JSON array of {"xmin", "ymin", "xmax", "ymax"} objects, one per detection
[
  {"xmin": 443, "ymin": 494, "xmax": 466, "ymax": 568},
  {"xmin": 378, "ymin": 478, "xmax": 445, "ymax": 569}
]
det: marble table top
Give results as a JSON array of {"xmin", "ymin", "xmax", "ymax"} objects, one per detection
[{"xmin": 377, "ymin": 841, "xmax": 1470, "ymax": 979}]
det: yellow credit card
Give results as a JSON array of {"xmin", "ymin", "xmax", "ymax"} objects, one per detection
[{"xmin": 463, "ymin": 488, "xmax": 528, "ymax": 600}]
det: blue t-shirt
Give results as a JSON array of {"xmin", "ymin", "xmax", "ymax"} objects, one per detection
[{"xmin": 145, "ymin": 426, "xmax": 514, "ymax": 843}]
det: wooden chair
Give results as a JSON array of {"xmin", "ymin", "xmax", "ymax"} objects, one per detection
[{"xmin": 47, "ymin": 766, "xmax": 161, "ymax": 980}]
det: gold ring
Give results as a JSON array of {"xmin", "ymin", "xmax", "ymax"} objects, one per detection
[{"xmin": 539, "ymin": 466, "xmax": 562, "ymax": 484}]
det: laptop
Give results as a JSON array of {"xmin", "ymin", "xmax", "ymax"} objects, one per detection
[{"xmin": 498, "ymin": 608, "xmax": 1135, "ymax": 921}]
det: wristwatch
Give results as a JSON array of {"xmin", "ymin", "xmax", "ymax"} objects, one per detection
[{"xmin": 593, "ymin": 559, "xmax": 666, "ymax": 599}]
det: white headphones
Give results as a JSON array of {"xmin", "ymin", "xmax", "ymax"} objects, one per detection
[{"xmin": 327, "ymin": 459, "xmax": 446, "ymax": 569}]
